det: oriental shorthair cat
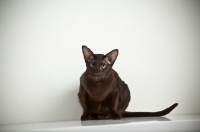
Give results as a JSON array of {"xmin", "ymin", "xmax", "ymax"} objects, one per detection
[{"xmin": 78, "ymin": 45, "xmax": 178, "ymax": 121}]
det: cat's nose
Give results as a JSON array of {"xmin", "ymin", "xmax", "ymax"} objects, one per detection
[
  {"xmin": 92, "ymin": 73, "xmax": 100, "ymax": 81},
  {"xmin": 93, "ymin": 73, "xmax": 100, "ymax": 78}
]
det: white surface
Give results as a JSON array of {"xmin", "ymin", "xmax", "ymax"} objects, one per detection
[
  {"xmin": 1, "ymin": 115, "xmax": 200, "ymax": 131},
  {"xmin": 1, "ymin": 0, "xmax": 200, "ymax": 125}
]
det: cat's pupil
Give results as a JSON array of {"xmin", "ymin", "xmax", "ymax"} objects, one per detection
[{"xmin": 101, "ymin": 64, "xmax": 107, "ymax": 69}]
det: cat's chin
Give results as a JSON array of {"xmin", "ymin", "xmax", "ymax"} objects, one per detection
[{"xmin": 92, "ymin": 78, "xmax": 101, "ymax": 81}]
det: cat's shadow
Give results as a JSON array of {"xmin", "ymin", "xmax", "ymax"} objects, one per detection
[
  {"xmin": 81, "ymin": 116, "xmax": 171, "ymax": 126},
  {"xmin": 64, "ymin": 85, "xmax": 82, "ymax": 121}
]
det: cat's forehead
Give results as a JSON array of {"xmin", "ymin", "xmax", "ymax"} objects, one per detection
[
  {"xmin": 92, "ymin": 54, "xmax": 105, "ymax": 62},
  {"xmin": 88, "ymin": 54, "xmax": 110, "ymax": 64}
]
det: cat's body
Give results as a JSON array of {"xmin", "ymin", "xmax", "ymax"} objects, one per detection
[{"xmin": 78, "ymin": 46, "xmax": 178, "ymax": 121}]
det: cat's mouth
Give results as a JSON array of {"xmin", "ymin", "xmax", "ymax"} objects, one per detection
[{"xmin": 93, "ymin": 77, "xmax": 100, "ymax": 81}]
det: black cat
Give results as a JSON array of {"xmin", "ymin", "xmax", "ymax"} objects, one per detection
[{"xmin": 78, "ymin": 45, "xmax": 178, "ymax": 121}]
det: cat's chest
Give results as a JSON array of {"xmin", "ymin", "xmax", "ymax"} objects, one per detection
[{"xmin": 86, "ymin": 80, "xmax": 112, "ymax": 101}]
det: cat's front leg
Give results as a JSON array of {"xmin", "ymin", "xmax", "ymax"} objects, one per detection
[
  {"xmin": 109, "ymin": 91, "xmax": 121, "ymax": 120},
  {"xmin": 78, "ymin": 85, "xmax": 91, "ymax": 121},
  {"xmin": 81, "ymin": 113, "xmax": 90, "ymax": 121},
  {"xmin": 80, "ymin": 101, "xmax": 91, "ymax": 121}
]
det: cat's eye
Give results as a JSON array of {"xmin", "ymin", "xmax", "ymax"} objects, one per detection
[
  {"xmin": 100, "ymin": 64, "xmax": 107, "ymax": 69},
  {"xmin": 90, "ymin": 63, "xmax": 94, "ymax": 67}
]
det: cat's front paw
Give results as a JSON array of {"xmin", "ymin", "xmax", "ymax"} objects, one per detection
[
  {"xmin": 111, "ymin": 113, "xmax": 121, "ymax": 120},
  {"xmin": 81, "ymin": 114, "xmax": 90, "ymax": 121}
]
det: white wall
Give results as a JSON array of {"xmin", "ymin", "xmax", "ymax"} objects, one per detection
[{"xmin": 0, "ymin": 0, "xmax": 200, "ymax": 125}]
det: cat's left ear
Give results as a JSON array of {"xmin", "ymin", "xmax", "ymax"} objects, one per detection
[
  {"xmin": 82, "ymin": 45, "xmax": 94, "ymax": 61},
  {"xmin": 105, "ymin": 49, "xmax": 118, "ymax": 65}
]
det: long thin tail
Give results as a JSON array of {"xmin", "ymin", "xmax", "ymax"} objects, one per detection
[{"xmin": 123, "ymin": 103, "xmax": 178, "ymax": 117}]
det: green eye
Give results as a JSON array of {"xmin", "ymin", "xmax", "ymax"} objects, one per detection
[
  {"xmin": 90, "ymin": 63, "xmax": 94, "ymax": 67},
  {"xmin": 100, "ymin": 64, "xmax": 107, "ymax": 69}
]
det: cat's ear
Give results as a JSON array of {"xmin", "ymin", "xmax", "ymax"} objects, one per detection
[
  {"xmin": 105, "ymin": 49, "xmax": 118, "ymax": 65},
  {"xmin": 82, "ymin": 45, "xmax": 94, "ymax": 61}
]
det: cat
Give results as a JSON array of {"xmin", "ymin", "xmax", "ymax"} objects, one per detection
[{"xmin": 78, "ymin": 45, "xmax": 178, "ymax": 121}]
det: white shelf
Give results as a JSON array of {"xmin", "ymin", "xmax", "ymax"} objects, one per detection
[{"xmin": 1, "ymin": 114, "xmax": 200, "ymax": 131}]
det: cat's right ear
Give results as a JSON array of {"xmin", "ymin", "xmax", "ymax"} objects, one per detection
[{"xmin": 82, "ymin": 45, "xmax": 94, "ymax": 61}]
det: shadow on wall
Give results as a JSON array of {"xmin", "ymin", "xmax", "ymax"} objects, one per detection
[{"xmin": 64, "ymin": 84, "xmax": 82, "ymax": 121}]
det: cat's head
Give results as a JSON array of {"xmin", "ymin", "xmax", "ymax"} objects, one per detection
[{"xmin": 82, "ymin": 45, "xmax": 118, "ymax": 81}]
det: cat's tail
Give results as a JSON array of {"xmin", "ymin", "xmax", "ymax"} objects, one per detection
[{"xmin": 123, "ymin": 103, "xmax": 178, "ymax": 117}]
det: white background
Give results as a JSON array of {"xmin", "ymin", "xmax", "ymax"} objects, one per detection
[{"xmin": 0, "ymin": 0, "xmax": 200, "ymax": 125}]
